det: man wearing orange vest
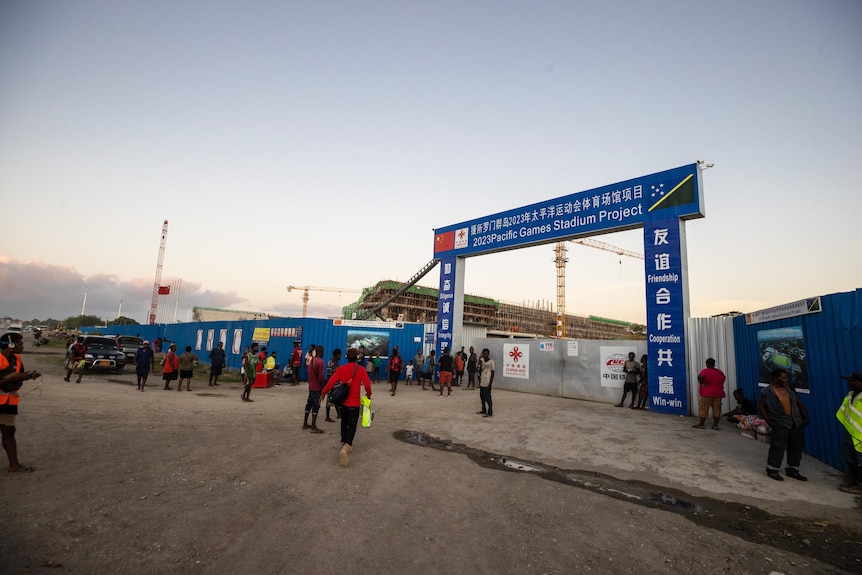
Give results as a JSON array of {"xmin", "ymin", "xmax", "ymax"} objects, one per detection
[{"xmin": 0, "ymin": 332, "xmax": 41, "ymax": 472}]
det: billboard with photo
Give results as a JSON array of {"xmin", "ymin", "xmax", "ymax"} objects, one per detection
[
  {"xmin": 346, "ymin": 330, "xmax": 390, "ymax": 357},
  {"xmin": 757, "ymin": 325, "xmax": 809, "ymax": 392}
]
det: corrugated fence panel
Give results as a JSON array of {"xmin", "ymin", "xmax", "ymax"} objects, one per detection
[
  {"xmin": 686, "ymin": 316, "xmax": 736, "ymax": 416},
  {"xmin": 100, "ymin": 318, "xmax": 425, "ymax": 380},
  {"xmin": 733, "ymin": 288, "xmax": 862, "ymax": 471}
]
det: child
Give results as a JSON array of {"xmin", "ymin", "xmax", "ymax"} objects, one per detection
[{"xmin": 405, "ymin": 360, "xmax": 414, "ymax": 385}]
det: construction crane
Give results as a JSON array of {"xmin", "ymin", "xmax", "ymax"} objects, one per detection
[
  {"xmin": 286, "ymin": 285, "xmax": 363, "ymax": 318},
  {"xmin": 554, "ymin": 238, "xmax": 644, "ymax": 337},
  {"xmin": 148, "ymin": 220, "xmax": 169, "ymax": 325}
]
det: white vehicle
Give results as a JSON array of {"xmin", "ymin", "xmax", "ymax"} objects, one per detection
[{"xmin": 6, "ymin": 323, "xmax": 23, "ymax": 333}]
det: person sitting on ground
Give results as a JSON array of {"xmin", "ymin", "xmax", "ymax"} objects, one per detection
[{"xmin": 722, "ymin": 388, "xmax": 756, "ymax": 422}]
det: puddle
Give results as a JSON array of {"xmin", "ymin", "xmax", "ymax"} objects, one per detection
[{"xmin": 393, "ymin": 430, "xmax": 862, "ymax": 573}]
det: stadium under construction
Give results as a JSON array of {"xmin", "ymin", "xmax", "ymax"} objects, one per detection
[
  {"xmin": 194, "ymin": 280, "xmax": 637, "ymax": 339},
  {"xmin": 343, "ymin": 280, "xmax": 636, "ymax": 340}
]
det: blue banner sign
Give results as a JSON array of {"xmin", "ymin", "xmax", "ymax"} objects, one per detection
[
  {"xmin": 644, "ymin": 218, "xmax": 688, "ymax": 414},
  {"xmin": 434, "ymin": 163, "xmax": 702, "ymax": 258}
]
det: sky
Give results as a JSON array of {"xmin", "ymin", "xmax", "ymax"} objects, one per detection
[{"xmin": 1, "ymin": 0, "xmax": 861, "ymax": 325}]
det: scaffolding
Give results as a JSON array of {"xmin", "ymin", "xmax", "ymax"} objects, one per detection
[{"xmin": 343, "ymin": 280, "xmax": 634, "ymax": 340}]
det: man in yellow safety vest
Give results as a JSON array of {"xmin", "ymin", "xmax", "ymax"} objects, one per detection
[{"xmin": 837, "ymin": 372, "xmax": 862, "ymax": 494}]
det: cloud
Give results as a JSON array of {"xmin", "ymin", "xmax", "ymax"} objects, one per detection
[{"xmin": 0, "ymin": 256, "xmax": 247, "ymax": 323}]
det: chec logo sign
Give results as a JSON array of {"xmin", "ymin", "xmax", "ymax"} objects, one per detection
[{"xmin": 605, "ymin": 353, "xmax": 627, "ymax": 373}]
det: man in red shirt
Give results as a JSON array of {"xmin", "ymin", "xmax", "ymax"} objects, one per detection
[
  {"xmin": 290, "ymin": 342, "xmax": 303, "ymax": 386},
  {"xmin": 321, "ymin": 348, "xmax": 372, "ymax": 467},
  {"xmin": 65, "ymin": 339, "xmax": 87, "ymax": 383},
  {"xmin": 693, "ymin": 358, "xmax": 727, "ymax": 430}
]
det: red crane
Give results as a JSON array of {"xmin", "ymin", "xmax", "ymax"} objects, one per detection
[{"xmin": 148, "ymin": 220, "xmax": 169, "ymax": 325}]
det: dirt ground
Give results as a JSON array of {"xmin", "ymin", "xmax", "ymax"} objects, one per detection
[{"xmin": 2, "ymin": 344, "xmax": 861, "ymax": 575}]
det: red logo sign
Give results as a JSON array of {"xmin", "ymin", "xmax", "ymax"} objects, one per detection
[{"xmin": 509, "ymin": 346, "xmax": 523, "ymax": 363}]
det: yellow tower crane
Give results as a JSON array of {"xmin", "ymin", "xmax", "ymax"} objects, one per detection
[
  {"xmin": 286, "ymin": 285, "xmax": 363, "ymax": 318},
  {"xmin": 554, "ymin": 239, "xmax": 644, "ymax": 337}
]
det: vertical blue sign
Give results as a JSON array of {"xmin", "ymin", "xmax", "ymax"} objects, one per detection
[
  {"xmin": 644, "ymin": 218, "xmax": 688, "ymax": 414},
  {"xmin": 436, "ymin": 255, "xmax": 457, "ymax": 356}
]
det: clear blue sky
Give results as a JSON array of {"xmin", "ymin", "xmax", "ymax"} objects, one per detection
[{"xmin": 1, "ymin": 0, "xmax": 860, "ymax": 324}]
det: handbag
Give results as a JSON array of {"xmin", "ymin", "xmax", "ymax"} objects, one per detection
[
  {"xmin": 329, "ymin": 364, "xmax": 359, "ymax": 406},
  {"xmin": 360, "ymin": 396, "xmax": 373, "ymax": 428}
]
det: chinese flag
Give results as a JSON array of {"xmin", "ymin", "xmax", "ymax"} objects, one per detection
[
  {"xmin": 434, "ymin": 231, "xmax": 454, "ymax": 253},
  {"xmin": 158, "ymin": 286, "xmax": 171, "ymax": 295}
]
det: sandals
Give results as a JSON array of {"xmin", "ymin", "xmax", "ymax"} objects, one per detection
[{"xmin": 8, "ymin": 466, "xmax": 34, "ymax": 473}]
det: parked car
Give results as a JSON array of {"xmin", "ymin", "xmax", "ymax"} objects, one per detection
[
  {"xmin": 116, "ymin": 335, "xmax": 144, "ymax": 363},
  {"xmin": 70, "ymin": 335, "xmax": 126, "ymax": 374}
]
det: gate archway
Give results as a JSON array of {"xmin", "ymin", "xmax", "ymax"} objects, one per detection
[{"xmin": 432, "ymin": 163, "xmax": 705, "ymax": 415}]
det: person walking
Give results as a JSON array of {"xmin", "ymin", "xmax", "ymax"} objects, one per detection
[
  {"xmin": 239, "ymin": 345, "xmax": 250, "ymax": 387},
  {"xmin": 758, "ymin": 368, "xmax": 810, "ymax": 481},
  {"xmin": 423, "ymin": 350, "xmax": 437, "ymax": 392},
  {"xmin": 836, "ymin": 372, "xmax": 862, "ymax": 494},
  {"xmin": 616, "ymin": 352, "xmax": 641, "ymax": 407},
  {"xmin": 388, "ymin": 349, "xmax": 403, "ymax": 396},
  {"xmin": 178, "ymin": 346, "xmax": 198, "ymax": 392},
  {"xmin": 372, "ymin": 354, "xmax": 382, "ymax": 383},
  {"xmin": 324, "ymin": 349, "xmax": 342, "ymax": 422},
  {"xmin": 65, "ymin": 338, "xmax": 87, "ymax": 383},
  {"xmin": 692, "ymin": 358, "xmax": 726, "ymax": 429},
  {"xmin": 635, "ymin": 354, "xmax": 649, "ymax": 410},
  {"xmin": 134, "ymin": 340, "xmax": 155, "ymax": 391},
  {"xmin": 477, "ymin": 348, "xmax": 495, "ymax": 417},
  {"xmin": 162, "ymin": 344, "xmax": 179, "ymax": 390},
  {"xmin": 321, "ymin": 348, "xmax": 372, "ymax": 467},
  {"xmin": 455, "ymin": 346, "xmax": 467, "ymax": 386},
  {"xmin": 290, "ymin": 342, "xmax": 303, "ymax": 385},
  {"xmin": 0, "ymin": 332, "xmax": 41, "ymax": 472},
  {"xmin": 405, "ymin": 360, "xmax": 415, "ymax": 385},
  {"xmin": 208, "ymin": 341, "xmax": 226, "ymax": 386},
  {"xmin": 303, "ymin": 345, "xmax": 326, "ymax": 433},
  {"xmin": 241, "ymin": 343, "xmax": 259, "ymax": 402},
  {"xmin": 438, "ymin": 347, "xmax": 454, "ymax": 397},
  {"xmin": 466, "ymin": 347, "xmax": 478, "ymax": 389},
  {"xmin": 413, "ymin": 348, "xmax": 425, "ymax": 387}
]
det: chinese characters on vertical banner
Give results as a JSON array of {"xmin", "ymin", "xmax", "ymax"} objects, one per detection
[
  {"xmin": 436, "ymin": 256, "xmax": 457, "ymax": 356},
  {"xmin": 644, "ymin": 219, "xmax": 688, "ymax": 414}
]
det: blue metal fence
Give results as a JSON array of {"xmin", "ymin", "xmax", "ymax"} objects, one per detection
[
  {"xmin": 732, "ymin": 288, "xmax": 862, "ymax": 471},
  {"xmin": 87, "ymin": 319, "xmax": 424, "ymax": 382}
]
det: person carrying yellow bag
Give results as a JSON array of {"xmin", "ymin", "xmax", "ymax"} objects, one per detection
[{"xmin": 360, "ymin": 395, "xmax": 373, "ymax": 428}]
